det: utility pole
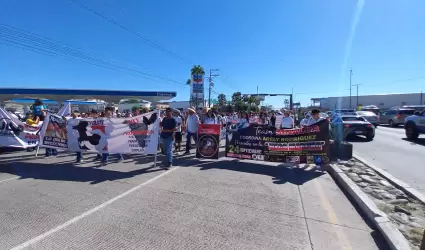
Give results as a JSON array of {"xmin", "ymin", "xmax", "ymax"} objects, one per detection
[
  {"xmin": 421, "ymin": 91, "xmax": 423, "ymax": 105},
  {"xmin": 352, "ymin": 84, "xmax": 361, "ymax": 108},
  {"xmin": 208, "ymin": 69, "xmax": 219, "ymax": 108},
  {"xmin": 349, "ymin": 69, "xmax": 353, "ymax": 109}
]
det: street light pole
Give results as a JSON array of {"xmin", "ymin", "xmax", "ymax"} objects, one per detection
[
  {"xmin": 349, "ymin": 69, "xmax": 353, "ymax": 109},
  {"xmin": 352, "ymin": 84, "xmax": 361, "ymax": 108},
  {"xmin": 208, "ymin": 69, "xmax": 219, "ymax": 108}
]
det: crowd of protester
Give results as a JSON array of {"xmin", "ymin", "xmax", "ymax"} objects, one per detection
[{"xmin": 11, "ymin": 99, "xmax": 327, "ymax": 169}]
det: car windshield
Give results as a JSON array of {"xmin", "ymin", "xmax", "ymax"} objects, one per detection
[
  {"xmin": 341, "ymin": 117, "xmax": 366, "ymax": 122},
  {"xmin": 357, "ymin": 111, "xmax": 375, "ymax": 116},
  {"xmin": 398, "ymin": 109, "xmax": 415, "ymax": 115}
]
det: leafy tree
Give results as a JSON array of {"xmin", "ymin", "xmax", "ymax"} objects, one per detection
[
  {"xmin": 217, "ymin": 94, "xmax": 227, "ymax": 107},
  {"xmin": 140, "ymin": 107, "xmax": 149, "ymax": 113},
  {"xmin": 131, "ymin": 106, "xmax": 139, "ymax": 112},
  {"xmin": 249, "ymin": 105, "xmax": 260, "ymax": 112},
  {"xmin": 231, "ymin": 92, "xmax": 242, "ymax": 105},
  {"xmin": 225, "ymin": 105, "xmax": 234, "ymax": 113},
  {"xmin": 186, "ymin": 79, "xmax": 191, "ymax": 85}
]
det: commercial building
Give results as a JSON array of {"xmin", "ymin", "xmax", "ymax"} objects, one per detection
[{"xmin": 313, "ymin": 92, "xmax": 425, "ymax": 110}]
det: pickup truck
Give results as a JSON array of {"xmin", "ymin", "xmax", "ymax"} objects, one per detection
[{"xmin": 404, "ymin": 110, "xmax": 425, "ymax": 140}]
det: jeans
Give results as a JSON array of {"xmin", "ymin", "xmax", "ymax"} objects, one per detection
[
  {"xmin": 76, "ymin": 152, "xmax": 83, "ymax": 162},
  {"xmin": 45, "ymin": 148, "xmax": 58, "ymax": 157},
  {"xmin": 185, "ymin": 132, "xmax": 198, "ymax": 153},
  {"xmin": 101, "ymin": 153, "xmax": 124, "ymax": 164},
  {"xmin": 162, "ymin": 136, "xmax": 174, "ymax": 165}
]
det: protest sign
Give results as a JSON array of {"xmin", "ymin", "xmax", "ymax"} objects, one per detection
[
  {"xmin": 39, "ymin": 111, "xmax": 160, "ymax": 154},
  {"xmin": 196, "ymin": 124, "xmax": 221, "ymax": 159},
  {"xmin": 225, "ymin": 119, "xmax": 330, "ymax": 163},
  {"xmin": 0, "ymin": 107, "xmax": 41, "ymax": 148}
]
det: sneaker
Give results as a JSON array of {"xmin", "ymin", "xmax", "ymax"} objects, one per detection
[
  {"xmin": 102, "ymin": 162, "xmax": 108, "ymax": 166},
  {"xmin": 315, "ymin": 165, "xmax": 322, "ymax": 170},
  {"xmin": 182, "ymin": 151, "xmax": 190, "ymax": 155},
  {"xmin": 75, "ymin": 159, "xmax": 83, "ymax": 163}
]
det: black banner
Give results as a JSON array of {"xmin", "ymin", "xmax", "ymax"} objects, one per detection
[
  {"xmin": 196, "ymin": 124, "xmax": 221, "ymax": 159},
  {"xmin": 225, "ymin": 120, "xmax": 330, "ymax": 164}
]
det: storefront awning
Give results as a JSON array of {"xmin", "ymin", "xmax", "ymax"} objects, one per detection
[{"xmin": 0, "ymin": 88, "xmax": 177, "ymax": 103}]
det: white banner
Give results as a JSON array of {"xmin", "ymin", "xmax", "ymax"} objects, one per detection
[
  {"xmin": 39, "ymin": 111, "xmax": 160, "ymax": 154},
  {"xmin": 0, "ymin": 108, "xmax": 41, "ymax": 148}
]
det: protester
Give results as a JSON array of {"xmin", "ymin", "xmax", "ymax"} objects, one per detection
[
  {"xmin": 300, "ymin": 113, "xmax": 311, "ymax": 127},
  {"xmin": 160, "ymin": 107, "xmax": 177, "ymax": 169},
  {"xmin": 239, "ymin": 112, "xmax": 249, "ymax": 124},
  {"xmin": 101, "ymin": 107, "xmax": 124, "ymax": 166},
  {"xmin": 183, "ymin": 107, "xmax": 200, "ymax": 155},
  {"xmin": 173, "ymin": 111, "xmax": 183, "ymax": 152},
  {"xmin": 204, "ymin": 110, "xmax": 217, "ymax": 124},
  {"xmin": 32, "ymin": 99, "xmax": 47, "ymax": 122},
  {"xmin": 281, "ymin": 110, "xmax": 294, "ymax": 129},
  {"xmin": 306, "ymin": 109, "xmax": 325, "ymax": 125},
  {"xmin": 68, "ymin": 112, "xmax": 84, "ymax": 163}
]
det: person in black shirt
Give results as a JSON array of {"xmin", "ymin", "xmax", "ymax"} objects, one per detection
[{"xmin": 160, "ymin": 108, "xmax": 177, "ymax": 169}]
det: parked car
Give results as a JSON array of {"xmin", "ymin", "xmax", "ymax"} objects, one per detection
[
  {"xmin": 379, "ymin": 109, "xmax": 415, "ymax": 127},
  {"xmin": 356, "ymin": 111, "xmax": 380, "ymax": 127},
  {"xmin": 401, "ymin": 105, "xmax": 425, "ymax": 112},
  {"xmin": 404, "ymin": 109, "xmax": 425, "ymax": 140},
  {"xmin": 331, "ymin": 115, "xmax": 375, "ymax": 141},
  {"xmin": 360, "ymin": 105, "xmax": 380, "ymax": 115}
]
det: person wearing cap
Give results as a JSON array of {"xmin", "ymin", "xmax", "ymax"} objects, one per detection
[
  {"xmin": 160, "ymin": 108, "xmax": 177, "ymax": 168},
  {"xmin": 183, "ymin": 107, "xmax": 200, "ymax": 155}
]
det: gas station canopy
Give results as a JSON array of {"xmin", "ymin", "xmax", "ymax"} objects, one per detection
[{"xmin": 0, "ymin": 88, "xmax": 177, "ymax": 103}]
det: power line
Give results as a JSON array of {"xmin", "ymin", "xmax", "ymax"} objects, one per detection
[
  {"xmin": 0, "ymin": 23, "xmax": 189, "ymax": 87},
  {"xmin": 67, "ymin": 0, "xmax": 194, "ymax": 65}
]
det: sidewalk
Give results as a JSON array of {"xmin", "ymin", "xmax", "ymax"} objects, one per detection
[{"xmin": 0, "ymin": 150, "xmax": 388, "ymax": 249}]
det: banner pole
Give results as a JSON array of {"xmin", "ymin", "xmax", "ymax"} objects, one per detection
[
  {"xmin": 153, "ymin": 109, "xmax": 160, "ymax": 168},
  {"xmin": 35, "ymin": 145, "xmax": 40, "ymax": 157}
]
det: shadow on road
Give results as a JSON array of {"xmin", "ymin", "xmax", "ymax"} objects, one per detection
[
  {"xmin": 402, "ymin": 138, "xmax": 425, "ymax": 147},
  {"xmin": 346, "ymin": 135, "xmax": 369, "ymax": 143},
  {"xmin": 379, "ymin": 125, "xmax": 404, "ymax": 129},
  {"xmin": 192, "ymin": 159, "xmax": 325, "ymax": 185},
  {"xmin": 0, "ymin": 157, "xmax": 165, "ymax": 185}
]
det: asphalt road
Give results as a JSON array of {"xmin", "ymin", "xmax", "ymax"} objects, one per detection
[
  {"xmin": 350, "ymin": 125, "xmax": 425, "ymax": 194},
  {"xmin": 0, "ymin": 149, "xmax": 387, "ymax": 250}
]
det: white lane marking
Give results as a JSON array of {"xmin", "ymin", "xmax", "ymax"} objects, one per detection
[
  {"xmin": 0, "ymin": 176, "xmax": 19, "ymax": 184},
  {"xmin": 11, "ymin": 166, "xmax": 180, "ymax": 250}
]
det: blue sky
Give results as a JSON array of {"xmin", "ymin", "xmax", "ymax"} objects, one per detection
[{"xmin": 1, "ymin": 0, "xmax": 425, "ymax": 108}]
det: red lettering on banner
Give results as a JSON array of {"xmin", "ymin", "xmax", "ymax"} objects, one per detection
[
  {"xmin": 127, "ymin": 119, "xmax": 140, "ymax": 124},
  {"xmin": 123, "ymin": 130, "xmax": 153, "ymax": 136}
]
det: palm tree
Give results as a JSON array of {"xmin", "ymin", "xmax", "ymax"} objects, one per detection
[{"xmin": 191, "ymin": 65, "xmax": 205, "ymax": 75}]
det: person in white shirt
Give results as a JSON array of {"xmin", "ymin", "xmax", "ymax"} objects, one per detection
[
  {"xmin": 306, "ymin": 109, "xmax": 325, "ymax": 126},
  {"xmin": 173, "ymin": 112, "xmax": 183, "ymax": 152},
  {"xmin": 281, "ymin": 111, "xmax": 294, "ymax": 129},
  {"xmin": 300, "ymin": 114, "xmax": 311, "ymax": 127},
  {"xmin": 203, "ymin": 110, "xmax": 217, "ymax": 124},
  {"xmin": 183, "ymin": 107, "xmax": 200, "ymax": 155}
]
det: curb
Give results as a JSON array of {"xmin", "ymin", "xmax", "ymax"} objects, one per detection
[
  {"xmin": 353, "ymin": 153, "xmax": 425, "ymax": 206},
  {"xmin": 328, "ymin": 164, "xmax": 411, "ymax": 250}
]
